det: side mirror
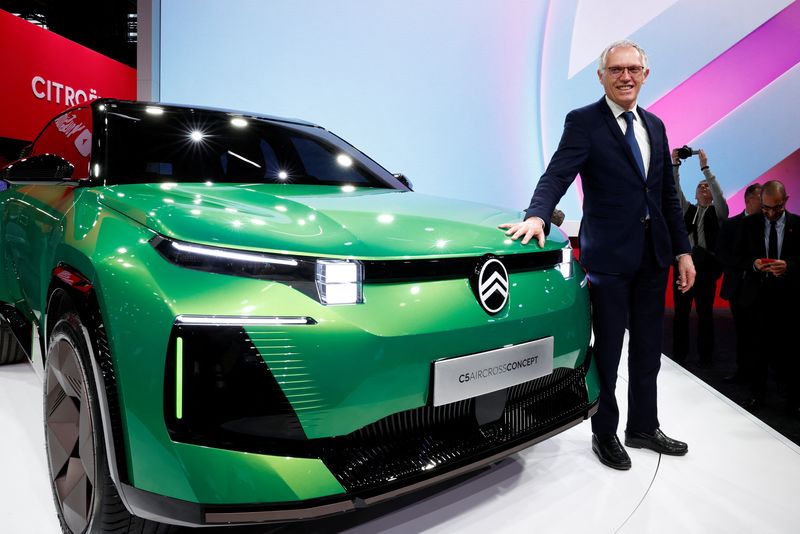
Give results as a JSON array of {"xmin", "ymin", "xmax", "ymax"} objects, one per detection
[
  {"xmin": 1, "ymin": 154, "xmax": 75, "ymax": 182},
  {"xmin": 393, "ymin": 173, "xmax": 413, "ymax": 191}
]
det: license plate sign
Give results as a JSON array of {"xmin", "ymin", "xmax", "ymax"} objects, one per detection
[{"xmin": 432, "ymin": 337, "xmax": 554, "ymax": 406}]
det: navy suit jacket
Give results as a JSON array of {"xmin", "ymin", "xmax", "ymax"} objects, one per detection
[
  {"xmin": 716, "ymin": 211, "xmax": 747, "ymax": 301},
  {"xmin": 525, "ymin": 97, "xmax": 690, "ymax": 274},
  {"xmin": 735, "ymin": 210, "xmax": 800, "ymax": 307}
]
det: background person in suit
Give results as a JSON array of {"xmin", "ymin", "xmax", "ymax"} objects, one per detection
[
  {"xmin": 715, "ymin": 183, "xmax": 762, "ymax": 384},
  {"xmin": 735, "ymin": 180, "xmax": 800, "ymax": 415},
  {"xmin": 499, "ymin": 40, "xmax": 695, "ymax": 470},
  {"xmin": 671, "ymin": 149, "xmax": 729, "ymax": 368}
]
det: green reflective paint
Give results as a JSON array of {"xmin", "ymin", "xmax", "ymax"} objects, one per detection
[
  {"xmin": 134, "ymin": 442, "xmax": 345, "ymax": 504},
  {"xmin": 0, "ymin": 102, "xmax": 594, "ymax": 508},
  {"xmin": 98, "ymin": 183, "xmax": 568, "ymax": 258},
  {"xmin": 0, "ymin": 180, "xmax": 592, "ymax": 505}
]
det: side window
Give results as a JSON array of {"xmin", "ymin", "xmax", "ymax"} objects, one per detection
[
  {"xmin": 289, "ymin": 136, "xmax": 371, "ymax": 184},
  {"xmin": 1, "ymin": 154, "xmax": 74, "ymax": 181},
  {"xmin": 29, "ymin": 106, "xmax": 93, "ymax": 179}
]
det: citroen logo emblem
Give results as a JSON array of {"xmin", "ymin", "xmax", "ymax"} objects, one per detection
[{"xmin": 473, "ymin": 257, "xmax": 509, "ymax": 315}]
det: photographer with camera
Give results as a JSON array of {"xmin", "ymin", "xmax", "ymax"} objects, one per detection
[{"xmin": 671, "ymin": 147, "xmax": 728, "ymax": 368}]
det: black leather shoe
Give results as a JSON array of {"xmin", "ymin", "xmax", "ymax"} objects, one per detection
[
  {"xmin": 592, "ymin": 434, "xmax": 631, "ymax": 470},
  {"xmin": 624, "ymin": 428, "xmax": 688, "ymax": 456},
  {"xmin": 740, "ymin": 397, "xmax": 763, "ymax": 411}
]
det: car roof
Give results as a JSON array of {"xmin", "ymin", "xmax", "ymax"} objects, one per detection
[{"xmin": 93, "ymin": 98, "xmax": 320, "ymax": 129}]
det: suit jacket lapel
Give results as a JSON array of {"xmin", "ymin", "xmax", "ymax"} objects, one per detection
[
  {"xmin": 637, "ymin": 107, "xmax": 656, "ymax": 183},
  {"xmin": 783, "ymin": 211, "xmax": 798, "ymax": 259}
]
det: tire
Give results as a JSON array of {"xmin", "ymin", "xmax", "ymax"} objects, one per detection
[
  {"xmin": 0, "ymin": 320, "xmax": 26, "ymax": 365},
  {"xmin": 44, "ymin": 311, "xmax": 175, "ymax": 534}
]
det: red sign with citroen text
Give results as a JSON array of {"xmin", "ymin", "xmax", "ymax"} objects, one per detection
[{"xmin": 0, "ymin": 9, "xmax": 136, "ymax": 142}]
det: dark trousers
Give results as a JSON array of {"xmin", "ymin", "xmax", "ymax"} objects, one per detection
[
  {"xmin": 749, "ymin": 279, "xmax": 796, "ymax": 403},
  {"xmin": 672, "ymin": 270, "xmax": 717, "ymax": 363},
  {"xmin": 589, "ymin": 229, "xmax": 668, "ymax": 436},
  {"xmin": 729, "ymin": 294, "xmax": 754, "ymax": 376}
]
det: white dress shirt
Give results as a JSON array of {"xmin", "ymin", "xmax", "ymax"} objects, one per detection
[{"xmin": 605, "ymin": 96, "xmax": 651, "ymax": 178}]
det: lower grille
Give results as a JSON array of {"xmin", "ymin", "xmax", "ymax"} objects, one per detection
[
  {"xmin": 320, "ymin": 366, "xmax": 589, "ymax": 495},
  {"xmin": 165, "ymin": 326, "xmax": 591, "ymax": 497}
]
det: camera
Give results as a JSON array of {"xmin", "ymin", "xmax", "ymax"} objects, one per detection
[{"xmin": 677, "ymin": 145, "xmax": 700, "ymax": 160}]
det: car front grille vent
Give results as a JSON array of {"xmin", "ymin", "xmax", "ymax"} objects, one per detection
[
  {"xmin": 362, "ymin": 250, "xmax": 564, "ymax": 283},
  {"xmin": 320, "ymin": 366, "xmax": 589, "ymax": 494}
]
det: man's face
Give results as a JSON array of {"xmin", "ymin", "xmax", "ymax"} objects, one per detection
[
  {"xmin": 695, "ymin": 181, "xmax": 712, "ymax": 206},
  {"xmin": 745, "ymin": 187, "xmax": 762, "ymax": 215},
  {"xmin": 598, "ymin": 46, "xmax": 650, "ymax": 110},
  {"xmin": 761, "ymin": 190, "xmax": 787, "ymax": 222}
]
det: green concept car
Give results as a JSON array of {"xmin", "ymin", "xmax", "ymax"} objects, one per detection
[{"xmin": 0, "ymin": 100, "xmax": 598, "ymax": 533}]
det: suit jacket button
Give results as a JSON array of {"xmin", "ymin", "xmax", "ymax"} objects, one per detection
[
  {"xmin": 644, "ymin": 187, "xmax": 650, "ymax": 193},
  {"xmin": 640, "ymin": 217, "xmax": 646, "ymax": 223}
]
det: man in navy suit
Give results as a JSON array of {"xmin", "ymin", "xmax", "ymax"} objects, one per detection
[
  {"xmin": 500, "ymin": 40, "xmax": 695, "ymax": 470},
  {"xmin": 735, "ymin": 180, "xmax": 800, "ymax": 416}
]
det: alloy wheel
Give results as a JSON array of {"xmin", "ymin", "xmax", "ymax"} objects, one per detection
[{"xmin": 46, "ymin": 336, "xmax": 96, "ymax": 534}]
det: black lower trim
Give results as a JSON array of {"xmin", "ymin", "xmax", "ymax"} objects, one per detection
[
  {"xmin": 118, "ymin": 401, "xmax": 597, "ymax": 526},
  {"xmin": 321, "ymin": 366, "xmax": 591, "ymax": 495},
  {"xmin": 0, "ymin": 304, "xmax": 32, "ymax": 360}
]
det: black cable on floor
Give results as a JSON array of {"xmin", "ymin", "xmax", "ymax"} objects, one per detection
[{"xmin": 614, "ymin": 453, "xmax": 662, "ymax": 533}]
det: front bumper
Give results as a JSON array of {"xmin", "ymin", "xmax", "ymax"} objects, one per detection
[
  {"xmin": 120, "ymin": 361, "xmax": 597, "ymax": 527},
  {"xmin": 94, "ymin": 237, "xmax": 596, "ymax": 514}
]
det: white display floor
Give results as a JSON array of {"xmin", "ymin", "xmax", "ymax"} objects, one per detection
[{"xmin": 2, "ymin": 335, "xmax": 799, "ymax": 533}]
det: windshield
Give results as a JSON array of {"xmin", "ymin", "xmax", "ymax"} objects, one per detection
[{"xmin": 102, "ymin": 103, "xmax": 401, "ymax": 188}]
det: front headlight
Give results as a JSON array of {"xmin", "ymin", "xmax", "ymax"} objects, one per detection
[
  {"xmin": 557, "ymin": 245, "xmax": 574, "ymax": 279},
  {"xmin": 150, "ymin": 235, "xmax": 364, "ymax": 305},
  {"xmin": 316, "ymin": 259, "xmax": 363, "ymax": 305}
]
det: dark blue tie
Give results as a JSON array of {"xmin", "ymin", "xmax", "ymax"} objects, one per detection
[
  {"xmin": 769, "ymin": 220, "xmax": 778, "ymax": 259},
  {"xmin": 623, "ymin": 111, "xmax": 646, "ymax": 179}
]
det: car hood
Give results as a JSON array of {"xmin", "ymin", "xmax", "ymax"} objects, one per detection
[{"xmin": 97, "ymin": 183, "xmax": 565, "ymax": 258}]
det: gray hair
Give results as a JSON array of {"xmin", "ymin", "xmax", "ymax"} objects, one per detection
[{"xmin": 598, "ymin": 40, "xmax": 649, "ymax": 71}]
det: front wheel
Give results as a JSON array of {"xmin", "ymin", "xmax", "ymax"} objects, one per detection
[{"xmin": 44, "ymin": 311, "xmax": 173, "ymax": 534}]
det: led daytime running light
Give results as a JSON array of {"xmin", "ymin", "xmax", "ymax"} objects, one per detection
[
  {"xmin": 176, "ymin": 315, "xmax": 314, "ymax": 326},
  {"xmin": 171, "ymin": 241, "xmax": 298, "ymax": 266}
]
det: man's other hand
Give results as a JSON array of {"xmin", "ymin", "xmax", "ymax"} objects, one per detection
[
  {"xmin": 675, "ymin": 254, "xmax": 696, "ymax": 293},
  {"xmin": 498, "ymin": 217, "xmax": 546, "ymax": 247}
]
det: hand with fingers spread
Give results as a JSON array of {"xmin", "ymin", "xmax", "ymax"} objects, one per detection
[{"xmin": 498, "ymin": 217, "xmax": 545, "ymax": 247}]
